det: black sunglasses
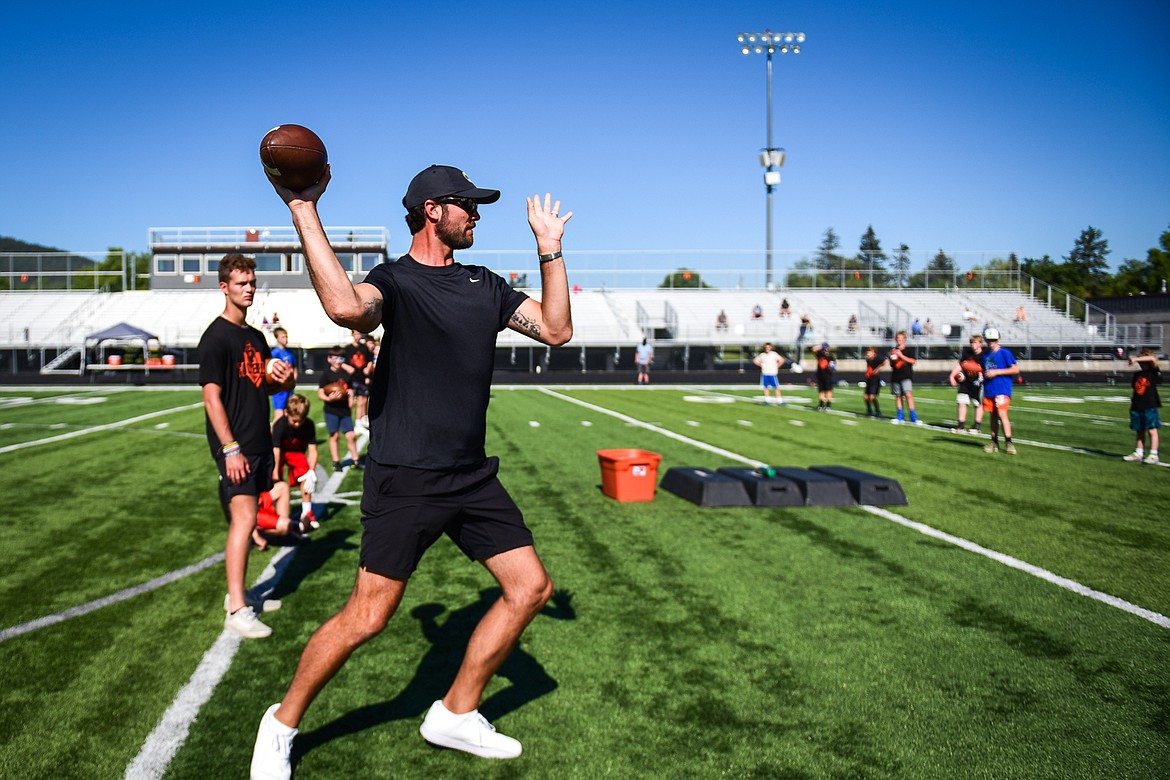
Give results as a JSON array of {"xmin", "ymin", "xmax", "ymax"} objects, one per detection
[{"xmin": 435, "ymin": 197, "xmax": 479, "ymax": 215}]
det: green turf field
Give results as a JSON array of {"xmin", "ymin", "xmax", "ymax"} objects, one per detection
[{"xmin": 0, "ymin": 383, "xmax": 1167, "ymax": 779}]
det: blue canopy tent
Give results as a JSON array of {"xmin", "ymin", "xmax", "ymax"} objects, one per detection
[{"xmin": 85, "ymin": 322, "xmax": 160, "ymax": 371}]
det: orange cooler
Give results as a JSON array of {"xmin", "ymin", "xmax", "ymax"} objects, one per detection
[{"xmin": 596, "ymin": 449, "xmax": 663, "ymax": 502}]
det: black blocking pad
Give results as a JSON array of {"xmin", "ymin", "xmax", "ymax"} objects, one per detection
[
  {"xmin": 659, "ymin": 467, "xmax": 752, "ymax": 507},
  {"xmin": 810, "ymin": 466, "xmax": 908, "ymax": 506},
  {"xmin": 770, "ymin": 467, "xmax": 857, "ymax": 507},
  {"xmin": 716, "ymin": 467, "xmax": 806, "ymax": 507}
]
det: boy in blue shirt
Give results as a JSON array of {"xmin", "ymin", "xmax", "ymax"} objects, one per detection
[
  {"xmin": 980, "ymin": 329, "xmax": 1020, "ymax": 454},
  {"xmin": 270, "ymin": 326, "xmax": 298, "ymax": 425}
]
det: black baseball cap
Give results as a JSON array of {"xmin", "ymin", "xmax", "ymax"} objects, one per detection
[{"xmin": 402, "ymin": 164, "xmax": 501, "ymax": 209}]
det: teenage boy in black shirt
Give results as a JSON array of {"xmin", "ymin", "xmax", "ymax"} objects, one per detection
[
  {"xmin": 198, "ymin": 253, "xmax": 294, "ymax": 640},
  {"xmin": 253, "ymin": 163, "xmax": 572, "ymax": 774}
]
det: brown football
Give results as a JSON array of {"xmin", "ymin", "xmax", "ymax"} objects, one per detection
[
  {"xmin": 259, "ymin": 124, "xmax": 328, "ymax": 191},
  {"xmin": 320, "ymin": 380, "xmax": 347, "ymax": 400},
  {"xmin": 265, "ymin": 358, "xmax": 295, "ymax": 392},
  {"xmin": 960, "ymin": 358, "xmax": 983, "ymax": 378}
]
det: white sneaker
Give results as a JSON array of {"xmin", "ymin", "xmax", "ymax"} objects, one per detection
[
  {"xmin": 225, "ymin": 593, "xmax": 282, "ymax": 613},
  {"xmin": 251, "ymin": 703, "xmax": 297, "ymax": 780},
  {"xmin": 225, "ymin": 606, "xmax": 272, "ymax": 639},
  {"xmin": 1122, "ymin": 452, "xmax": 1145, "ymax": 462},
  {"xmin": 1144, "ymin": 453, "xmax": 1160, "ymax": 464},
  {"xmin": 419, "ymin": 700, "xmax": 521, "ymax": 759}
]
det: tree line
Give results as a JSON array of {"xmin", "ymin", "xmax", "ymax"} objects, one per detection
[{"xmin": 662, "ymin": 224, "xmax": 1170, "ymax": 299}]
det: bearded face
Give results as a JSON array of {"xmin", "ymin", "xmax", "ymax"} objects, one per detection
[{"xmin": 436, "ymin": 204, "xmax": 475, "ymax": 250}]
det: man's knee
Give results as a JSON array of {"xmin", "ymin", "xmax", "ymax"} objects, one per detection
[{"xmin": 507, "ymin": 570, "xmax": 553, "ymax": 617}]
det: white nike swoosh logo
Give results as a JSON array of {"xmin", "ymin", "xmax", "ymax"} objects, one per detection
[{"xmin": 470, "ymin": 278, "xmax": 481, "ymax": 283}]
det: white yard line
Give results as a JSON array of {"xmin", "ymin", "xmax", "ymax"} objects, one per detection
[
  {"xmin": 125, "ymin": 547, "xmax": 297, "ymax": 780},
  {"xmin": 538, "ymin": 387, "xmax": 1170, "ymax": 630},
  {"xmin": 0, "ymin": 402, "xmax": 204, "ymax": 454},
  {"xmin": 0, "ymin": 553, "xmax": 225, "ymax": 643},
  {"xmin": 122, "ymin": 431, "xmax": 364, "ymax": 778}
]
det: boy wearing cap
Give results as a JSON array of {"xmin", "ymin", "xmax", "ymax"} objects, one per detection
[
  {"xmin": 814, "ymin": 342, "xmax": 835, "ymax": 411},
  {"xmin": 254, "ymin": 163, "xmax": 572, "ymax": 774},
  {"xmin": 980, "ymin": 329, "xmax": 1020, "ymax": 454}
]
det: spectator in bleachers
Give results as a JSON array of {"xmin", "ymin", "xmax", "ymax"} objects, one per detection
[
  {"xmin": 751, "ymin": 304, "xmax": 764, "ymax": 320},
  {"xmin": 796, "ymin": 314, "xmax": 811, "ymax": 357},
  {"xmin": 1015, "ymin": 305, "xmax": 1027, "ymax": 322},
  {"xmin": 924, "ymin": 318, "xmax": 935, "ymax": 336},
  {"xmin": 780, "ymin": 298, "xmax": 791, "ymax": 318},
  {"xmin": 963, "ymin": 307, "xmax": 978, "ymax": 323},
  {"xmin": 715, "ymin": 310, "xmax": 729, "ymax": 331},
  {"xmin": 911, "ymin": 318, "xmax": 923, "ymax": 336},
  {"xmin": 847, "ymin": 313, "xmax": 858, "ymax": 333}
]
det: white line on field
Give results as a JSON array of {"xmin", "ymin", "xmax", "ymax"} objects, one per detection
[
  {"xmin": 123, "ymin": 447, "xmax": 358, "ymax": 778},
  {"xmin": 124, "ymin": 547, "xmax": 297, "ymax": 780},
  {"xmin": 538, "ymin": 387, "xmax": 1170, "ymax": 630},
  {"xmin": 0, "ymin": 553, "xmax": 225, "ymax": 642},
  {"xmin": 0, "ymin": 402, "xmax": 204, "ymax": 454}
]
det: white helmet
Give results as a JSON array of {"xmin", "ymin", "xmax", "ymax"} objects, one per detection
[{"xmin": 984, "ymin": 327, "xmax": 1000, "ymax": 341}]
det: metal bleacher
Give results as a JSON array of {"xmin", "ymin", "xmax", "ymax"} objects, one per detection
[{"xmin": 1, "ymin": 285, "xmax": 1103, "ymax": 352}]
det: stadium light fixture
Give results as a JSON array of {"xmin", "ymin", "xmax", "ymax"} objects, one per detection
[{"xmin": 737, "ymin": 29, "xmax": 806, "ymax": 288}]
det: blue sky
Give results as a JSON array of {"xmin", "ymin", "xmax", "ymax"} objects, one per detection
[{"xmin": 3, "ymin": 0, "xmax": 1168, "ymax": 269}]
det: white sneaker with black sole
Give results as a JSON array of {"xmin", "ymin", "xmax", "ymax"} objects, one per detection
[
  {"xmin": 251, "ymin": 703, "xmax": 296, "ymax": 780},
  {"xmin": 419, "ymin": 700, "xmax": 521, "ymax": 759},
  {"xmin": 225, "ymin": 606, "xmax": 272, "ymax": 639}
]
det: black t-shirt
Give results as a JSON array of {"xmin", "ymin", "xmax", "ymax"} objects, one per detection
[
  {"xmin": 814, "ymin": 349, "xmax": 834, "ymax": 379},
  {"xmin": 272, "ymin": 415, "xmax": 318, "ymax": 453},
  {"xmin": 197, "ymin": 316, "xmax": 272, "ymax": 458},
  {"xmin": 318, "ymin": 367, "xmax": 352, "ymax": 417},
  {"xmin": 1132, "ymin": 363, "xmax": 1162, "ymax": 411},
  {"xmin": 889, "ymin": 344, "xmax": 915, "ymax": 382},
  {"xmin": 360, "ymin": 254, "xmax": 528, "ymax": 469},
  {"xmin": 345, "ymin": 343, "xmax": 374, "ymax": 387},
  {"xmin": 864, "ymin": 355, "xmax": 886, "ymax": 379},
  {"xmin": 958, "ymin": 346, "xmax": 984, "ymax": 390}
]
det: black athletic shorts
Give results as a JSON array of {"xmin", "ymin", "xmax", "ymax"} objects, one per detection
[
  {"xmin": 864, "ymin": 376, "xmax": 882, "ymax": 396},
  {"xmin": 359, "ymin": 455, "xmax": 534, "ymax": 580},
  {"xmin": 816, "ymin": 374, "xmax": 834, "ymax": 392},
  {"xmin": 217, "ymin": 451, "xmax": 276, "ymax": 522}
]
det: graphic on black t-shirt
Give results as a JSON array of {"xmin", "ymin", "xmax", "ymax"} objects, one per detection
[{"xmin": 197, "ymin": 317, "xmax": 272, "ymax": 458}]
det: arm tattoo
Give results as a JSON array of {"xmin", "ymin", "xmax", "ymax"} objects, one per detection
[
  {"xmin": 363, "ymin": 296, "xmax": 382, "ymax": 322},
  {"xmin": 510, "ymin": 310, "xmax": 541, "ymax": 339}
]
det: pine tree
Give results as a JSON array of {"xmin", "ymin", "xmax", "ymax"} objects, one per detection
[
  {"xmin": 1063, "ymin": 226, "xmax": 1111, "ymax": 297},
  {"xmin": 855, "ymin": 225, "xmax": 890, "ymax": 287}
]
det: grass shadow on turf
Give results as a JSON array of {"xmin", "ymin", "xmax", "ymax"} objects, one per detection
[{"xmin": 293, "ymin": 587, "xmax": 575, "ymax": 760}]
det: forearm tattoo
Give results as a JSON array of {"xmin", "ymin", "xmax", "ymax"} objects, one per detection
[{"xmin": 510, "ymin": 310, "xmax": 541, "ymax": 338}]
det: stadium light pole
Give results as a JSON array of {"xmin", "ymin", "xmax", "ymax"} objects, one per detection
[{"xmin": 738, "ymin": 30, "xmax": 805, "ymax": 288}]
